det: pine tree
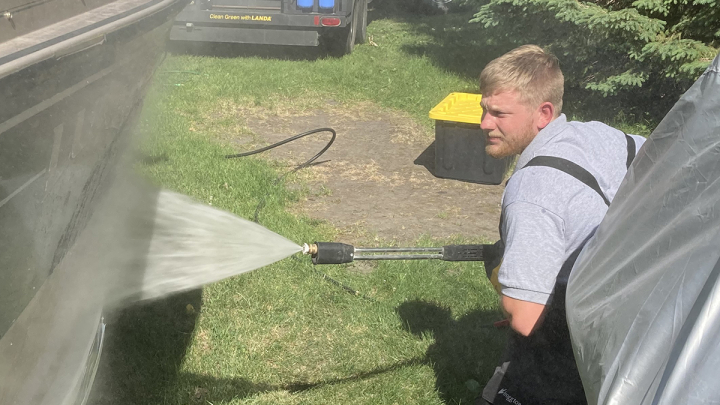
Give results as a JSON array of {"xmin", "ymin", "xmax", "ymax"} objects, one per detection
[{"xmin": 471, "ymin": 0, "xmax": 718, "ymax": 120}]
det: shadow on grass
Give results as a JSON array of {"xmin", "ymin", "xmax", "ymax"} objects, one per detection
[
  {"xmin": 400, "ymin": 17, "xmax": 506, "ymax": 84},
  {"xmin": 167, "ymin": 357, "xmax": 431, "ymax": 403},
  {"xmin": 172, "ymin": 373, "xmax": 278, "ymax": 404},
  {"xmin": 87, "ymin": 295, "xmax": 504, "ymax": 403},
  {"xmin": 284, "ymin": 356, "xmax": 429, "ymax": 393},
  {"xmin": 175, "ymin": 357, "xmax": 429, "ymax": 403},
  {"xmin": 368, "ymin": 2, "xmax": 508, "ymax": 85},
  {"xmin": 397, "ymin": 300, "xmax": 507, "ymax": 404},
  {"xmin": 87, "ymin": 289, "xmax": 203, "ymax": 405},
  {"xmin": 87, "ymin": 289, "xmax": 284, "ymax": 405}
]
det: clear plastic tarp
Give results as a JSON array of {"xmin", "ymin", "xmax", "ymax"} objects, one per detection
[{"xmin": 567, "ymin": 52, "xmax": 720, "ymax": 405}]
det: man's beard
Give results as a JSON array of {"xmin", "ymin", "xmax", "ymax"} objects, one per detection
[{"xmin": 484, "ymin": 124, "xmax": 535, "ymax": 159}]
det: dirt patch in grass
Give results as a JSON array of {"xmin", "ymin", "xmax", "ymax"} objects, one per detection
[{"xmin": 233, "ymin": 101, "xmax": 505, "ymax": 244}]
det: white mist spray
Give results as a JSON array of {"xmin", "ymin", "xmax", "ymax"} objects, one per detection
[{"xmin": 137, "ymin": 190, "xmax": 301, "ymax": 300}]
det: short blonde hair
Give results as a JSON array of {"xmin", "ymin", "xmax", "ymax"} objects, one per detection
[{"xmin": 480, "ymin": 45, "xmax": 564, "ymax": 116}]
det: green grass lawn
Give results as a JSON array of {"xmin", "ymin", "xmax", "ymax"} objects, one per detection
[{"xmin": 89, "ymin": 6, "xmax": 652, "ymax": 405}]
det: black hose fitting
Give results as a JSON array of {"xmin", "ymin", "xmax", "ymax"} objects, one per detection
[
  {"xmin": 311, "ymin": 242, "xmax": 355, "ymax": 265},
  {"xmin": 442, "ymin": 245, "xmax": 486, "ymax": 261}
]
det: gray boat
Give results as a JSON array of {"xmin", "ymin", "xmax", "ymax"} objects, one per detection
[{"xmin": 0, "ymin": 1, "xmax": 184, "ymax": 404}]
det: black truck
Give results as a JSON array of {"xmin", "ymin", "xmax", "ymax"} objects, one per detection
[{"xmin": 169, "ymin": 0, "xmax": 369, "ymax": 55}]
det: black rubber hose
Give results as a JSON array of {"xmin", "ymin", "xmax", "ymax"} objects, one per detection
[
  {"xmin": 226, "ymin": 127, "xmax": 336, "ymax": 176},
  {"xmin": 226, "ymin": 127, "xmax": 336, "ymax": 223}
]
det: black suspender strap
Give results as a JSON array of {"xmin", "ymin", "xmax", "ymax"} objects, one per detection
[
  {"xmin": 625, "ymin": 133, "xmax": 636, "ymax": 169},
  {"xmin": 524, "ymin": 156, "xmax": 611, "ymax": 206},
  {"xmin": 521, "ymin": 132, "xmax": 637, "ymax": 207}
]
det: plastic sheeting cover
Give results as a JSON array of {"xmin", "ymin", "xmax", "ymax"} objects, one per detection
[{"xmin": 567, "ymin": 52, "xmax": 720, "ymax": 405}]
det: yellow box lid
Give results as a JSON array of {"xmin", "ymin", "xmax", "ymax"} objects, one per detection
[{"xmin": 429, "ymin": 92, "xmax": 483, "ymax": 125}]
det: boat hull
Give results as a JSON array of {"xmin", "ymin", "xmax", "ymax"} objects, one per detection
[{"xmin": 0, "ymin": 0, "xmax": 185, "ymax": 403}]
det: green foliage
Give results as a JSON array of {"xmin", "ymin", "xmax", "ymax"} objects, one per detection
[{"xmin": 471, "ymin": 0, "xmax": 718, "ymax": 121}]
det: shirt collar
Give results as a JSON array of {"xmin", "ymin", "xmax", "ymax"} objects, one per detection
[{"xmin": 514, "ymin": 113, "xmax": 568, "ymax": 172}]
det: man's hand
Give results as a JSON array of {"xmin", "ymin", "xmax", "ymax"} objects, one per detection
[{"xmin": 501, "ymin": 295, "xmax": 546, "ymax": 336}]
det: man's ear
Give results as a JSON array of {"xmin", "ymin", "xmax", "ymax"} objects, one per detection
[{"xmin": 537, "ymin": 102, "xmax": 555, "ymax": 129}]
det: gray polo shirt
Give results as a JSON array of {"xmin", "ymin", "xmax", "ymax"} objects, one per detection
[{"xmin": 498, "ymin": 114, "xmax": 645, "ymax": 305}]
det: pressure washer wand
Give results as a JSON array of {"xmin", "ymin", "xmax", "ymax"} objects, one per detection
[{"xmin": 302, "ymin": 242, "xmax": 494, "ymax": 264}]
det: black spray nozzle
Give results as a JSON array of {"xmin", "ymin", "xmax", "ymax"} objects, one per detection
[
  {"xmin": 305, "ymin": 242, "xmax": 355, "ymax": 265},
  {"xmin": 303, "ymin": 242, "xmax": 495, "ymax": 264}
]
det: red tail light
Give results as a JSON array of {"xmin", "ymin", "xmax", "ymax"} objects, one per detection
[{"xmin": 320, "ymin": 17, "xmax": 341, "ymax": 26}]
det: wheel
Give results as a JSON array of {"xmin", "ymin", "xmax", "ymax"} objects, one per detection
[
  {"xmin": 325, "ymin": 0, "xmax": 360, "ymax": 56},
  {"xmin": 355, "ymin": 0, "xmax": 368, "ymax": 44}
]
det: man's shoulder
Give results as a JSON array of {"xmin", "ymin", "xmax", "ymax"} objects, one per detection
[
  {"xmin": 569, "ymin": 119, "xmax": 617, "ymax": 131},
  {"xmin": 551, "ymin": 122, "xmax": 621, "ymax": 152},
  {"xmin": 531, "ymin": 119, "xmax": 635, "ymax": 172},
  {"xmin": 561, "ymin": 120, "xmax": 646, "ymax": 152}
]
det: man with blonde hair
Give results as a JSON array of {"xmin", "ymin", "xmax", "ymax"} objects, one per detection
[{"xmin": 477, "ymin": 45, "xmax": 645, "ymax": 404}]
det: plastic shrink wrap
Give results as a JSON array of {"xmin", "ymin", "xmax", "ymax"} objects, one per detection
[{"xmin": 567, "ymin": 52, "xmax": 720, "ymax": 405}]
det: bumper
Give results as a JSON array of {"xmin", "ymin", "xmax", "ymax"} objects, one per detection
[
  {"xmin": 174, "ymin": 8, "xmax": 347, "ymax": 27},
  {"xmin": 170, "ymin": 8, "xmax": 348, "ymax": 46},
  {"xmin": 170, "ymin": 24, "xmax": 320, "ymax": 45}
]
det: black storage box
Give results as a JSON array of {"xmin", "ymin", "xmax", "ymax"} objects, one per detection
[
  {"xmin": 434, "ymin": 121, "xmax": 511, "ymax": 185},
  {"xmin": 429, "ymin": 93, "xmax": 511, "ymax": 185}
]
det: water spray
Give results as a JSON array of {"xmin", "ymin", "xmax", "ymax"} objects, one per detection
[{"xmin": 302, "ymin": 242, "xmax": 498, "ymax": 264}]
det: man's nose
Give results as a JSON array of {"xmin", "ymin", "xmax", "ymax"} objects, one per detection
[{"xmin": 480, "ymin": 115, "xmax": 494, "ymax": 132}]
